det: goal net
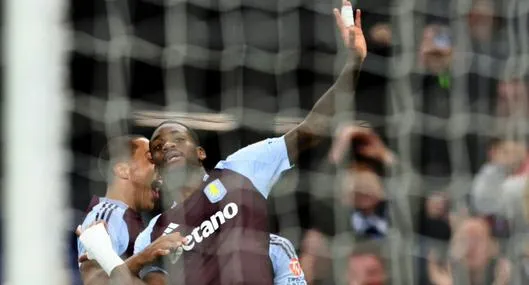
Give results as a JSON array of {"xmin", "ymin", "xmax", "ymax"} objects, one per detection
[{"xmin": 4, "ymin": 0, "xmax": 529, "ymax": 284}]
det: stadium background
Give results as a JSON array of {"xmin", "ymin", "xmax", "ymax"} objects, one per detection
[{"xmin": 3, "ymin": 0, "xmax": 529, "ymax": 284}]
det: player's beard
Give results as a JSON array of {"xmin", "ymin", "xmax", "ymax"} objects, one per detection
[{"xmin": 160, "ymin": 163, "xmax": 204, "ymax": 203}]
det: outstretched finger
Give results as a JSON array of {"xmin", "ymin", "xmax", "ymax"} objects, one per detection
[
  {"xmin": 333, "ymin": 9, "xmax": 345, "ymax": 32},
  {"xmin": 355, "ymin": 9, "xmax": 362, "ymax": 29}
]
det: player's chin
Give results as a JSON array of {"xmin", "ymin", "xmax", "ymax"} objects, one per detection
[{"xmin": 164, "ymin": 159, "xmax": 187, "ymax": 171}]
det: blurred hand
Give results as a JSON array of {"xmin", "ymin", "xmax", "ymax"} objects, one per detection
[
  {"xmin": 427, "ymin": 251, "xmax": 453, "ymax": 285},
  {"xmin": 134, "ymin": 231, "xmax": 188, "ymax": 265},
  {"xmin": 329, "ymin": 123, "xmax": 394, "ymax": 166},
  {"xmin": 370, "ymin": 23, "xmax": 392, "ymax": 46},
  {"xmin": 300, "ymin": 229, "xmax": 330, "ymax": 284},
  {"xmin": 333, "ymin": 1, "xmax": 367, "ymax": 61},
  {"xmin": 493, "ymin": 259, "xmax": 511, "ymax": 285}
]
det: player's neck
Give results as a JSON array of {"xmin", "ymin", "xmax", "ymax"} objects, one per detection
[
  {"xmin": 105, "ymin": 181, "xmax": 137, "ymax": 211},
  {"xmin": 175, "ymin": 166, "xmax": 207, "ymax": 203}
]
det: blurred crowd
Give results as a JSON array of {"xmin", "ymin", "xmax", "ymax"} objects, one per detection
[{"xmin": 277, "ymin": 0, "xmax": 529, "ymax": 284}]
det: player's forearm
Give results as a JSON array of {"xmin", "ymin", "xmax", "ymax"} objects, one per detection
[
  {"xmin": 81, "ymin": 263, "xmax": 146, "ymax": 285},
  {"xmin": 124, "ymin": 252, "xmax": 151, "ymax": 277},
  {"xmin": 287, "ymin": 54, "xmax": 362, "ymax": 158},
  {"xmin": 305, "ymin": 53, "xmax": 362, "ymax": 134},
  {"xmin": 108, "ymin": 264, "xmax": 147, "ymax": 285},
  {"xmin": 81, "ymin": 265, "xmax": 111, "ymax": 285}
]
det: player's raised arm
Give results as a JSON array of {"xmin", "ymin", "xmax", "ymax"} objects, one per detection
[
  {"xmin": 284, "ymin": 2, "xmax": 366, "ymax": 163},
  {"xmin": 213, "ymin": 3, "xmax": 367, "ymax": 199}
]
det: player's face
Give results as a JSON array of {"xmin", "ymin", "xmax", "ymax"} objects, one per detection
[
  {"xmin": 150, "ymin": 124, "xmax": 205, "ymax": 171},
  {"xmin": 129, "ymin": 138, "xmax": 158, "ymax": 211}
]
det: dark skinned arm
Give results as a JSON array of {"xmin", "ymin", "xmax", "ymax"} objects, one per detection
[{"xmin": 284, "ymin": 6, "xmax": 367, "ymax": 163}]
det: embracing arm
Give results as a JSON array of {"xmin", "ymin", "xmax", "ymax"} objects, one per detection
[
  {"xmin": 78, "ymin": 223, "xmax": 185, "ymax": 285},
  {"xmin": 80, "ymin": 261, "xmax": 149, "ymax": 285},
  {"xmin": 284, "ymin": 5, "xmax": 366, "ymax": 163}
]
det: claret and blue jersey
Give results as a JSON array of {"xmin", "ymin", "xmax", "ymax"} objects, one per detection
[
  {"xmin": 78, "ymin": 137, "xmax": 306, "ymax": 284},
  {"xmin": 134, "ymin": 136, "xmax": 306, "ymax": 285},
  {"xmin": 77, "ymin": 196, "xmax": 144, "ymax": 260}
]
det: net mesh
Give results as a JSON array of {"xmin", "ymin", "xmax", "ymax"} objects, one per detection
[{"xmin": 66, "ymin": 0, "xmax": 529, "ymax": 284}]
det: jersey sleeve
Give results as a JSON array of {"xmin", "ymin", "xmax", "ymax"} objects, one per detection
[
  {"xmin": 134, "ymin": 214, "xmax": 168, "ymax": 279},
  {"xmin": 269, "ymin": 235, "xmax": 307, "ymax": 285},
  {"xmin": 77, "ymin": 206, "xmax": 129, "ymax": 259},
  {"xmin": 214, "ymin": 136, "xmax": 293, "ymax": 198}
]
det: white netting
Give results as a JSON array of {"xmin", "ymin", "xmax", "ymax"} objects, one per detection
[{"xmin": 50, "ymin": 0, "xmax": 529, "ymax": 284}]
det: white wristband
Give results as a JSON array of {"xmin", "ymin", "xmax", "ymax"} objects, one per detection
[
  {"xmin": 341, "ymin": 5, "xmax": 354, "ymax": 27},
  {"xmin": 79, "ymin": 223, "xmax": 125, "ymax": 275}
]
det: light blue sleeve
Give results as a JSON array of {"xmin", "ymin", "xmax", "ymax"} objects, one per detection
[
  {"xmin": 269, "ymin": 234, "xmax": 307, "ymax": 285},
  {"xmin": 77, "ymin": 206, "xmax": 129, "ymax": 259},
  {"xmin": 214, "ymin": 136, "xmax": 293, "ymax": 198},
  {"xmin": 134, "ymin": 214, "xmax": 168, "ymax": 279}
]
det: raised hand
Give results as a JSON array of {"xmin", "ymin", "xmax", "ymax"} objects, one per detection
[
  {"xmin": 427, "ymin": 251, "xmax": 453, "ymax": 285},
  {"xmin": 329, "ymin": 123, "xmax": 394, "ymax": 166},
  {"xmin": 333, "ymin": 1, "xmax": 367, "ymax": 61}
]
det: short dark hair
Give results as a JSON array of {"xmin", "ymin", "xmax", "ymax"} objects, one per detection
[
  {"xmin": 153, "ymin": 120, "xmax": 200, "ymax": 145},
  {"xmin": 98, "ymin": 135, "xmax": 145, "ymax": 180}
]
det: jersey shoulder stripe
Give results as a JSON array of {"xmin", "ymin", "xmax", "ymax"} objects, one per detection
[
  {"xmin": 270, "ymin": 235, "xmax": 296, "ymax": 259},
  {"xmin": 94, "ymin": 202, "xmax": 119, "ymax": 222},
  {"xmin": 104, "ymin": 204, "xmax": 119, "ymax": 223}
]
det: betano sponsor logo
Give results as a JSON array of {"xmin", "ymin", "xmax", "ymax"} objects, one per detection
[{"xmin": 162, "ymin": 202, "xmax": 239, "ymax": 255}]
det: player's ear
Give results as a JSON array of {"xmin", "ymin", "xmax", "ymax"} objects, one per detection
[
  {"xmin": 113, "ymin": 162, "xmax": 130, "ymax": 180},
  {"xmin": 196, "ymin": 146, "xmax": 206, "ymax": 161}
]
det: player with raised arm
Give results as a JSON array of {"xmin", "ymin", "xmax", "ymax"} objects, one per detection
[
  {"xmin": 77, "ymin": 136, "xmax": 187, "ymax": 285},
  {"xmin": 78, "ymin": 2, "xmax": 366, "ymax": 284},
  {"xmin": 133, "ymin": 171, "xmax": 308, "ymax": 284}
]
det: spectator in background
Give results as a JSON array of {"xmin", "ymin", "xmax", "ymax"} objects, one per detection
[
  {"xmin": 496, "ymin": 77, "xmax": 529, "ymax": 119},
  {"xmin": 343, "ymin": 164, "xmax": 389, "ymax": 240},
  {"xmin": 411, "ymin": 23, "xmax": 455, "ymax": 178},
  {"xmin": 428, "ymin": 217, "xmax": 510, "ymax": 285},
  {"xmin": 300, "ymin": 163, "xmax": 389, "ymax": 284},
  {"xmin": 467, "ymin": 0, "xmax": 507, "ymax": 58},
  {"xmin": 346, "ymin": 241, "xmax": 387, "ymax": 285},
  {"xmin": 471, "ymin": 137, "xmax": 527, "ymax": 223},
  {"xmin": 299, "ymin": 123, "xmax": 394, "ymax": 284},
  {"xmin": 420, "ymin": 192, "xmax": 451, "ymax": 242},
  {"xmin": 354, "ymin": 0, "xmax": 392, "ymax": 137},
  {"xmin": 417, "ymin": 192, "xmax": 452, "ymax": 285}
]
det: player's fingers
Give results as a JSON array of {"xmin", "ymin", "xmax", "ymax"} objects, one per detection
[
  {"xmin": 155, "ymin": 249, "xmax": 171, "ymax": 256},
  {"xmin": 328, "ymin": 137, "xmax": 350, "ymax": 164},
  {"xmin": 75, "ymin": 225, "xmax": 82, "ymax": 237},
  {"xmin": 78, "ymin": 254, "xmax": 89, "ymax": 263},
  {"xmin": 333, "ymin": 9, "xmax": 345, "ymax": 32},
  {"xmin": 355, "ymin": 9, "xmax": 362, "ymax": 29}
]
